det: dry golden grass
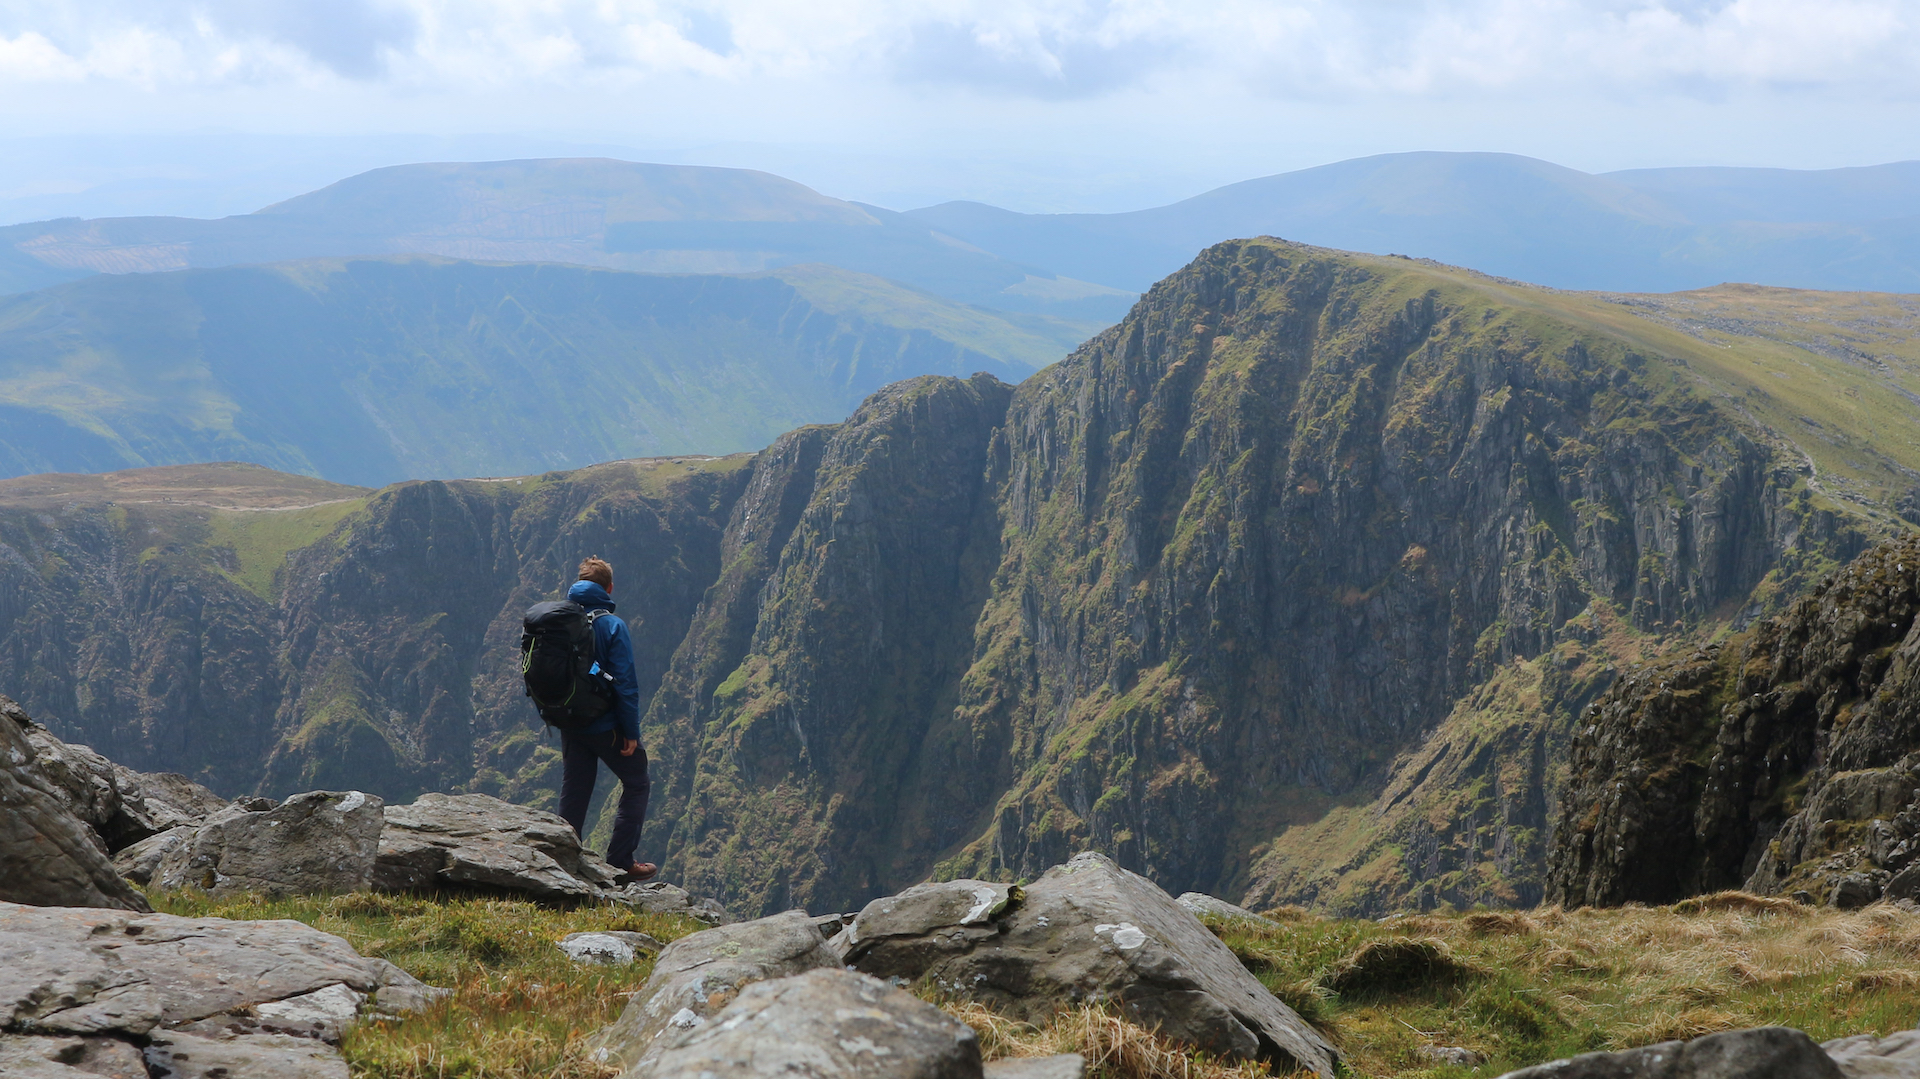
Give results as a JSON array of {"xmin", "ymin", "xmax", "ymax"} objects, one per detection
[
  {"xmin": 1213, "ymin": 895, "xmax": 1920, "ymax": 1076},
  {"xmin": 949, "ymin": 1002, "xmax": 1296, "ymax": 1079}
]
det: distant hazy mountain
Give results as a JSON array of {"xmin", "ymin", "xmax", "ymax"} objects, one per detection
[
  {"xmin": 0, "ymin": 257, "xmax": 1085, "ymax": 485},
  {"xmin": 907, "ymin": 152, "xmax": 1920, "ymax": 294},
  {"xmin": 0, "ymin": 158, "xmax": 1135, "ymax": 322}
]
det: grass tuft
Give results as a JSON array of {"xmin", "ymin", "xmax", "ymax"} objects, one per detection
[{"xmin": 1321, "ymin": 938, "xmax": 1485, "ymax": 996}]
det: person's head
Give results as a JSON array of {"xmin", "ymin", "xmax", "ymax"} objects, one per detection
[{"xmin": 577, "ymin": 556, "xmax": 613, "ymax": 594}]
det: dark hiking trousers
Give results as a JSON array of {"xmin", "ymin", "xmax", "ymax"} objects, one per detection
[{"xmin": 557, "ymin": 730, "xmax": 651, "ymax": 870}]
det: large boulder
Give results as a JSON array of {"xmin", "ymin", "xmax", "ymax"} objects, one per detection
[
  {"xmin": 1494, "ymin": 1026, "xmax": 1845, "ymax": 1079},
  {"xmin": 843, "ymin": 852, "xmax": 1338, "ymax": 1077},
  {"xmin": 0, "ymin": 900, "xmax": 440, "ymax": 1076},
  {"xmin": 1823, "ymin": 1028, "xmax": 1920, "ymax": 1078},
  {"xmin": 5, "ymin": 696, "xmax": 226, "ymax": 854},
  {"xmin": 0, "ymin": 704, "xmax": 149, "ymax": 912},
  {"xmin": 0, "ymin": 900, "xmax": 433, "ymax": 1035},
  {"xmin": 628, "ymin": 968, "xmax": 983, "ymax": 1079},
  {"xmin": 149, "ymin": 790, "xmax": 385, "ymax": 897},
  {"xmin": 593, "ymin": 909, "xmax": 841, "ymax": 1072},
  {"xmin": 374, "ymin": 792, "xmax": 620, "ymax": 902}
]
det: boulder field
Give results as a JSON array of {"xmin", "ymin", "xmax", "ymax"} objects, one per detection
[{"xmin": 14, "ymin": 694, "xmax": 1920, "ymax": 1078}]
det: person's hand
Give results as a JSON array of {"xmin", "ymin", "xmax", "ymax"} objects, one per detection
[{"xmin": 619, "ymin": 738, "xmax": 638, "ymax": 756}]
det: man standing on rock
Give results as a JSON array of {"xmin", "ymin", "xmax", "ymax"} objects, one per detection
[{"xmin": 556, "ymin": 557, "xmax": 656, "ymax": 882}]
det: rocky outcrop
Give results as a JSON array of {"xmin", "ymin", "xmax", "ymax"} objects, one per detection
[
  {"xmin": 1494, "ymin": 1026, "xmax": 1844, "ymax": 1079},
  {"xmin": 0, "ymin": 900, "xmax": 440, "ymax": 1076},
  {"xmin": 373, "ymin": 792, "xmax": 621, "ymax": 902},
  {"xmin": 594, "ymin": 909, "xmax": 841, "ymax": 1072},
  {"xmin": 1548, "ymin": 535, "xmax": 1920, "ymax": 907},
  {"xmin": 843, "ymin": 852, "xmax": 1337, "ymax": 1077},
  {"xmin": 9, "ymin": 697, "xmax": 227, "ymax": 854},
  {"xmin": 627, "ymin": 968, "xmax": 985, "ymax": 1079},
  {"xmin": 150, "ymin": 790, "xmax": 384, "ymax": 897},
  {"xmin": 0, "ymin": 703, "xmax": 149, "ymax": 911}
]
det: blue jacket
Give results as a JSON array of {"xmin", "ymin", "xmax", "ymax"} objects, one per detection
[{"xmin": 567, "ymin": 580, "xmax": 641, "ymax": 742}]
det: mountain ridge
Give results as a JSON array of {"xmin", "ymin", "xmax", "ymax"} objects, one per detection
[
  {"xmin": 1, "ymin": 239, "xmax": 1914, "ymax": 918},
  {"xmin": 0, "ymin": 158, "xmax": 1135, "ymax": 322},
  {"xmin": 907, "ymin": 152, "xmax": 1920, "ymax": 296}
]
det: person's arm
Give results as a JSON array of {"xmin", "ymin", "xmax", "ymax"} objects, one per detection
[{"xmin": 601, "ymin": 617, "xmax": 643, "ymax": 746}]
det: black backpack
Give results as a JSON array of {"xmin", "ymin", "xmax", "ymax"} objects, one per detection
[{"xmin": 520, "ymin": 600, "xmax": 617, "ymax": 728}]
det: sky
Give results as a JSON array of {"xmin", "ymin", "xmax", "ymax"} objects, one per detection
[{"xmin": 1, "ymin": 0, "xmax": 1917, "ymax": 220}]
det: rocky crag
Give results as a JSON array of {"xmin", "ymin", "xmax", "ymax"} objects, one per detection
[
  {"xmin": 1548, "ymin": 533, "xmax": 1920, "ymax": 909},
  {"xmin": 0, "ymin": 239, "xmax": 1898, "ymax": 917}
]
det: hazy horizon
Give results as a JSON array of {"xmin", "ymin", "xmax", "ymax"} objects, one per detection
[{"xmin": 3, "ymin": 1, "xmax": 1917, "ymax": 222}]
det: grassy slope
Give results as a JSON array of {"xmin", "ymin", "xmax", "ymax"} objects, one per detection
[
  {"xmin": 0, "ymin": 257, "xmax": 1085, "ymax": 486},
  {"xmin": 144, "ymin": 887, "xmax": 1920, "ymax": 1079},
  {"xmin": 1401, "ymin": 265, "xmax": 1920, "ymax": 518}
]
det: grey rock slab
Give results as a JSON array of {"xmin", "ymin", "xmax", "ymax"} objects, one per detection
[
  {"xmin": 375, "ymin": 793, "xmax": 605, "ymax": 903},
  {"xmin": 362, "ymin": 958, "xmax": 450, "ymax": 1017},
  {"xmin": 152, "ymin": 790, "xmax": 384, "ymax": 898},
  {"xmin": 627, "ymin": 968, "xmax": 982, "ymax": 1079},
  {"xmin": 984, "ymin": 1055, "xmax": 1087, "ymax": 1079},
  {"xmin": 845, "ymin": 852, "xmax": 1337, "ymax": 1077},
  {"xmin": 252, "ymin": 983, "xmax": 365, "ymax": 1043},
  {"xmin": 558, "ymin": 930, "xmax": 664, "ymax": 965},
  {"xmin": 1176, "ymin": 892, "xmax": 1280, "ymax": 928},
  {"xmin": 0, "ymin": 706, "xmax": 149, "ymax": 912},
  {"xmin": 1825, "ymin": 1028, "xmax": 1920, "ymax": 1078},
  {"xmin": 593, "ymin": 909, "xmax": 839, "ymax": 1071},
  {"xmin": 0, "ymin": 1034, "xmax": 148, "ymax": 1078},
  {"xmin": 1493, "ymin": 1026, "xmax": 1844, "ymax": 1078},
  {"xmin": 144, "ymin": 1029, "xmax": 349, "ymax": 1079},
  {"xmin": 611, "ymin": 880, "xmax": 732, "ymax": 923},
  {"xmin": 843, "ymin": 879, "xmax": 1022, "ymax": 978},
  {"xmin": 112, "ymin": 826, "xmax": 194, "ymax": 887},
  {"xmin": 0, "ymin": 900, "xmax": 382, "ymax": 1036},
  {"xmin": 1420, "ymin": 1045, "xmax": 1489, "ymax": 1066}
]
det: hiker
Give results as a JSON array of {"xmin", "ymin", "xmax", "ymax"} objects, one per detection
[{"xmin": 521, "ymin": 556, "xmax": 656, "ymax": 882}]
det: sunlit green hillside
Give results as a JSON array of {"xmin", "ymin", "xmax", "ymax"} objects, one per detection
[{"xmin": 0, "ymin": 257, "xmax": 1095, "ymax": 485}]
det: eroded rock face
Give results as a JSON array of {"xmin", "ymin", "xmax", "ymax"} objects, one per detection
[
  {"xmin": 151, "ymin": 790, "xmax": 384, "ymax": 897},
  {"xmin": 628, "ymin": 969, "xmax": 983, "ymax": 1079},
  {"xmin": 1493, "ymin": 1026, "xmax": 1844, "ymax": 1079},
  {"xmin": 843, "ymin": 852, "xmax": 1337, "ymax": 1078},
  {"xmin": 8, "ymin": 696, "xmax": 227, "ymax": 855},
  {"xmin": 1548, "ymin": 537, "xmax": 1920, "ymax": 908},
  {"xmin": 593, "ymin": 909, "xmax": 839, "ymax": 1072},
  {"xmin": 374, "ymin": 792, "xmax": 619, "ymax": 902},
  {"xmin": 0, "ymin": 704, "xmax": 149, "ymax": 911}
]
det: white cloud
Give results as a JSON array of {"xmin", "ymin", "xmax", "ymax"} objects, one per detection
[{"xmin": 0, "ymin": 0, "xmax": 1912, "ymax": 98}]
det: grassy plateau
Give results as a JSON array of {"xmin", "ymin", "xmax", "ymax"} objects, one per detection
[{"xmin": 144, "ymin": 888, "xmax": 1920, "ymax": 1079}]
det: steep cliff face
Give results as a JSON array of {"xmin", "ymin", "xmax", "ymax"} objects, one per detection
[
  {"xmin": 0, "ymin": 239, "xmax": 1891, "ymax": 918},
  {"xmin": 646, "ymin": 375, "xmax": 1014, "ymax": 912},
  {"xmin": 1548, "ymin": 534, "xmax": 1920, "ymax": 908},
  {"xmin": 932, "ymin": 240, "xmax": 1846, "ymax": 909}
]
